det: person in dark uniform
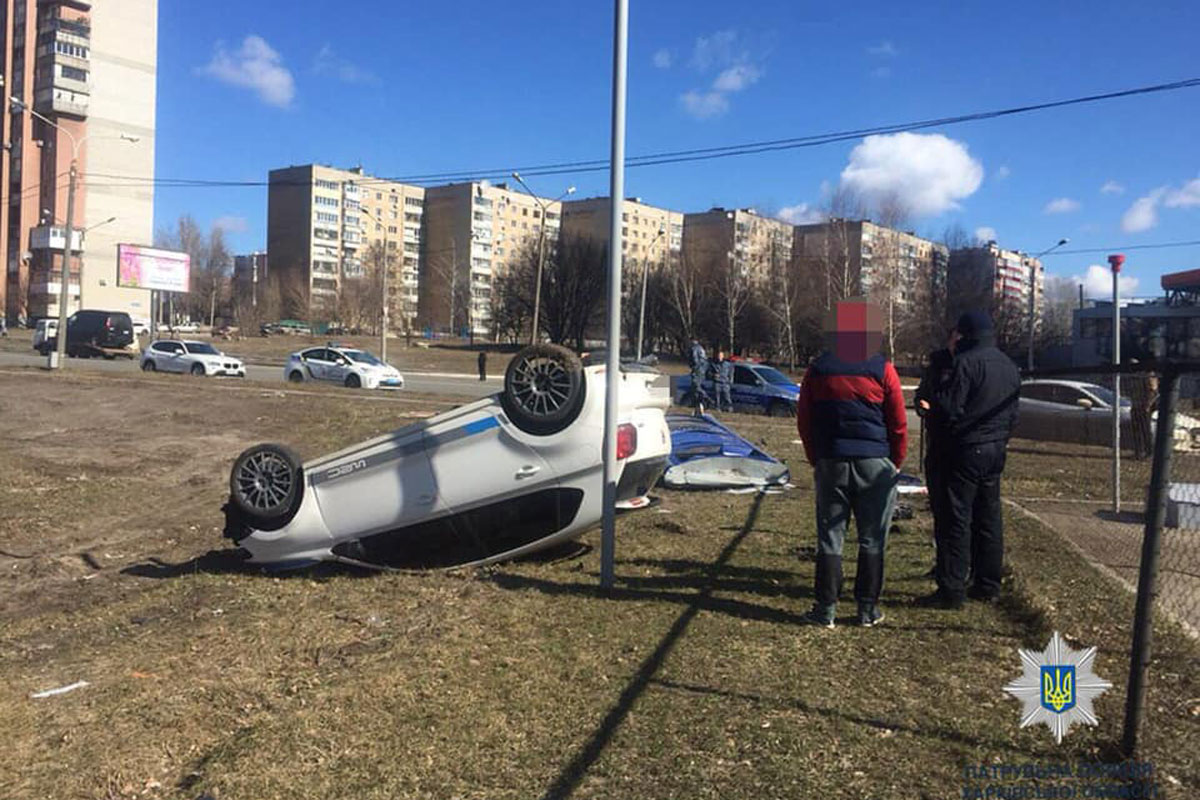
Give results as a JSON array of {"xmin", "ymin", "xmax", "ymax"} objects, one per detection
[
  {"xmin": 919, "ymin": 310, "xmax": 1021, "ymax": 609},
  {"xmin": 687, "ymin": 339, "xmax": 710, "ymax": 414},
  {"xmin": 915, "ymin": 336, "xmax": 956, "ymax": 574},
  {"xmin": 477, "ymin": 350, "xmax": 487, "ymax": 381},
  {"xmin": 713, "ymin": 349, "xmax": 734, "ymax": 412}
]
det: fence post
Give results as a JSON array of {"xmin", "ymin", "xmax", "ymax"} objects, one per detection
[{"xmin": 1121, "ymin": 366, "xmax": 1178, "ymax": 757}]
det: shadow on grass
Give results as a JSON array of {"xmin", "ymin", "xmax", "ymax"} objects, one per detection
[
  {"xmin": 120, "ymin": 549, "xmax": 376, "ymax": 580},
  {"xmin": 522, "ymin": 491, "xmax": 768, "ymax": 800}
]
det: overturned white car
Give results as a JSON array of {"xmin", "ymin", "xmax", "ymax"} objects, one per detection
[{"xmin": 223, "ymin": 345, "xmax": 671, "ymax": 569}]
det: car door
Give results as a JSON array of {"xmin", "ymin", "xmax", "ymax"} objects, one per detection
[
  {"xmin": 167, "ymin": 341, "xmax": 189, "ymax": 372},
  {"xmin": 731, "ymin": 365, "xmax": 761, "ymax": 412},
  {"xmin": 1048, "ymin": 385, "xmax": 1093, "ymax": 444},
  {"xmin": 325, "ymin": 350, "xmax": 352, "ymax": 384},
  {"xmin": 302, "ymin": 348, "xmax": 331, "ymax": 381}
]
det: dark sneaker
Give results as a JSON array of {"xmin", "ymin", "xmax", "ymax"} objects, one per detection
[
  {"xmin": 803, "ymin": 608, "xmax": 836, "ymax": 629},
  {"xmin": 967, "ymin": 586, "xmax": 1000, "ymax": 603},
  {"xmin": 857, "ymin": 607, "xmax": 886, "ymax": 627},
  {"xmin": 913, "ymin": 590, "xmax": 964, "ymax": 610}
]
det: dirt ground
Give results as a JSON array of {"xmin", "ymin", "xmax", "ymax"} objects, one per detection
[{"xmin": 0, "ymin": 370, "xmax": 1195, "ymax": 799}]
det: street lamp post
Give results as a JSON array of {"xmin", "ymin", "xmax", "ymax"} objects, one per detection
[
  {"xmin": 9, "ymin": 97, "xmax": 137, "ymax": 369},
  {"xmin": 636, "ymin": 225, "xmax": 666, "ymax": 361},
  {"xmin": 1027, "ymin": 238, "xmax": 1069, "ymax": 371},
  {"xmin": 360, "ymin": 207, "xmax": 389, "ymax": 362},
  {"xmin": 510, "ymin": 172, "xmax": 575, "ymax": 345}
]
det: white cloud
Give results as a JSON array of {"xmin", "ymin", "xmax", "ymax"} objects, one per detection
[
  {"xmin": 200, "ymin": 35, "xmax": 295, "ymax": 108},
  {"xmin": 313, "ymin": 44, "xmax": 379, "ymax": 85},
  {"xmin": 838, "ymin": 132, "xmax": 984, "ymax": 217},
  {"xmin": 678, "ymin": 29, "xmax": 764, "ymax": 120},
  {"xmin": 1100, "ymin": 180, "xmax": 1124, "ymax": 195},
  {"xmin": 1121, "ymin": 188, "xmax": 1166, "ymax": 233},
  {"xmin": 867, "ymin": 41, "xmax": 898, "ymax": 56},
  {"xmin": 1165, "ymin": 176, "xmax": 1200, "ymax": 208},
  {"xmin": 777, "ymin": 203, "xmax": 824, "ymax": 225},
  {"xmin": 974, "ymin": 226, "xmax": 997, "ymax": 243},
  {"xmin": 680, "ymin": 90, "xmax": 729, "ymax": 119},
  {"xmin": 1074, "ymin": 264, "xmax": 1138, "ymax": 299},
  {"xmin": 994, "ymin": 165, "xmax": 1011, "ymax": 180},
  {"xmin": 652, "ymin": 48, "xmax": 672, "ymax": 69},
  {"xmin": 213, "ymin": 215, "xmax": 249, "ymax": 234},
  {"xmin": 1044, "ymin": 197, "xmax": 1081, "ymax": 215},
  {"xmin": 713, "ymin": 63, "xmax": 761, "ymax": 92}
]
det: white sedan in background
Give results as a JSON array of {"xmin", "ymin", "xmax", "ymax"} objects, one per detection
[
  {"xmin": 141, "ymin": 340, "xmax": 246, "ymax": 377},
  {"xmin": 284, "ymin": 345, "xmax": 404, "ymax": 389}
]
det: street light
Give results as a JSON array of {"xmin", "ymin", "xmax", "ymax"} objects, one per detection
[
  {"xmin": 9, "ymin": 96, "xmax": 138, "ymax": 369},
  {"xmin": 359, "ymin": 206, "xmax": 390, "ymax": 363},
  {"xmin": 635, "ymin": 225, "xmax": 666, "ymax": 360},
  {"xmin": 1027, "ymin": 238, "xmax": 1069, "ymax": 370},
  {"xmin": 510, "ymin": 172, "xmax": 575, "ymax": 344}
]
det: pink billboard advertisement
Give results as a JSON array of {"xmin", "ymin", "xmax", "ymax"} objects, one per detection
[{"xmin": 116, "ymin": 244, "xmax": 191, "ymax": 292}]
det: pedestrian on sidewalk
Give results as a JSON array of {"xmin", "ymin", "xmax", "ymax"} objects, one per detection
[
  {"xmin": 477, "ymin": 350, "xmax": 487, "ymax": 381},
  {"xmin": 919, "ymin": 310, "xmax": 1020, "ymax": 610},
  {"xmin": 796, "ymin": 299, "xmax": 907, "ymax": 628},
  {"xmin": 713, "ymin": 349, "xmax": 734, "ymax": 412}
]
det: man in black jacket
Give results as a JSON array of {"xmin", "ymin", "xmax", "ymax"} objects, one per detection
[{"xmin": 919, "ymin": 310, "xmax": 1021, "ymax": 609}]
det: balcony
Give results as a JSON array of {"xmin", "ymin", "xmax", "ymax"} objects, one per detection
[
  {"xmin": 29, "ymin": 225, "xmax": 83, "ymax": 252},
  {"xmin": 34, "ymin": 87, "xmax": 87, "ymax": 118}
]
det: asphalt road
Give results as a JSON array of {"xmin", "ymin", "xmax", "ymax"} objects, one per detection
[{"xmin": 0, "ymin": 351, "xmax": 502, "ymax": 399}]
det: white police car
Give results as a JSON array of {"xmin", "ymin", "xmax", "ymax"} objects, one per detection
[
  {"xmin": 225, "ymin": 345, "xmax": 671, "ymax": 569},
  {"xmin": 284, "ymin": 344, "xmax": 404, "ymax": 390}
]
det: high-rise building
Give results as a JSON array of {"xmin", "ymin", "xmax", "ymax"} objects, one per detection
[
  {"xmin": 418, "ymin": 180, "xmax": 561, "ymax": 336},
  {"xmin": 232, "ymin": 252, "xmax": 268, "ymax": 306},
  {"xmin": 947, "ymin": 240, "xmax": 1043, "ymax": 331},
  {"xmin": 560, "ymin": 196, "xmax": 683, "ymax": 270},
  {"xmin": 682, "ymin": 208, "xmax": 793, "ymax": 285},
  {"xmin": 792, "ymin": 219, "xmax": 949, "ymax": 307},
  {"xmin": 1, "ymin": 0, "xmax": 157, "ymax": 325},
  {"xmin": 267, "ymin": 164, "xmax": 425, "ymax": 329}
]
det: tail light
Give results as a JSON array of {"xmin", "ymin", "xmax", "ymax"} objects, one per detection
[{"xmin": 616, "ymin": 423, "xmax": 637, "ymax": 460}]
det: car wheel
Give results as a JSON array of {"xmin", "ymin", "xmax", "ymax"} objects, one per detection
[
  {"xmin": 344, "ymin": 373, "xmax": 361, "ymax": 389},
  {"xmin": 229, "ymin": 443, "xmax": 304, "ymax": 529},
  {"xmin": 288, "ymin": 370, "xmax": 304, "ymax": 383},
  {"xmin": 767, "ymin": 400, "xmax": 792, "ymax": 418},
  {"xmin": 141, "ymin": 360, "xmax": 156, "ymax": 372},
  {"xmin": 500, "ymin": 344, "xmax": 586, "ymax": 436},
  {"xmin": 190, "ymin": 363, "xmax": 206, "ymax": 377}
]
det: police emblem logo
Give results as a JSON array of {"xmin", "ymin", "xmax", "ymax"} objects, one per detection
[{"xmin": 1004, "ymin": 631, "xmax": 1112, "ymax": 744}]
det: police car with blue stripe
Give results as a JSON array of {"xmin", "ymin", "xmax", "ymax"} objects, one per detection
[{"xmin": 224, "ymin": 344, "xmax": 672, "ymax": 569}]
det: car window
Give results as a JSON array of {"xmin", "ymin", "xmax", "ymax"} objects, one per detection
[
  {"xmin": 755, "ymin": 366, "xmax": 793, "ymax": 386},
  {"xmin": 184, "ymin": 342, "xmax": 219, "ymax": 355},
  {"xmin": 1055, "ymin": 387, "xmax": 1088, "ymax": 406},
  {"xmin": 169, "ymin": 342, "xmax": 185, "ymax": 354},
  {"xmin": 345, "ymin": 350, "xmax": 382, "ymax": 366},
  {"xmin": 1021, "ymin": 384, "xmax": 1056, "ymax": 402},
  {"xmin": 733, "ymin": 366, "xmax": 757, "ymax": 386},
  {"xmin": 303, "ymin": 348, "xmax": 327, "ymax": 361}
]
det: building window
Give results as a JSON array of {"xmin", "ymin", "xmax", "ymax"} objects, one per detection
[
  {"xmin": 315, "ymin": 179, "xmax": 339, "ymax": 191},
  {"xmin": 54, "ymin": 41, "xmax": 88, "ymax": 58},
  {"xmin": 404, "ymin": 197, "xmax": 423, "ymax": 207},
  {"xmin": 388, "ymin": 225, "xmax": 398, "ymax": 234},
  {"xmin": 315, "ymin": 196, "xmax": 339, "ymax": 208},
  {"xmin": 61, "ymin": 65, "xmax": 87, "ymax": 81}
]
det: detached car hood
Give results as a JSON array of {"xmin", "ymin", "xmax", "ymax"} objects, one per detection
[{"xmin": 662, "ymin": 413, "xmax": 790, "ymax": 489}]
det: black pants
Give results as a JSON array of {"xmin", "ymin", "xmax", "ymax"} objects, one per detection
[{"xmin": 935, "ymin": 439, "xmax": 1007, "ymax": 600}]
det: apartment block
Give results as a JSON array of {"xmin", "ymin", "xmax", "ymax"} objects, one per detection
[
  {"xmin": 418, "ymin": 180, "xmax": 561, "ymax": 336},
  {"xmin": 682, "ymin": 208, "xmax": 793, "ymax": 285},
  {"xmin": 560, "ymin": 196, "xmax": 683, "ymax": 269},
  {"xmin": 1, "ymin": 0, "xmax": 157, "ymax": 324},
  {"xmin": 947, "ymin": 240, "xmax": 1043, "ymax": 325},
  {"xmin": 232, "ymin": 251, "xmax": 268, "ymax": 305},
  {"xmin": 267, "ymin": 164, "xmax": 425, "ymax": 329},
  {"xmin": 793, "ymin": 219, "xmax": 949, "ymax": 306}
]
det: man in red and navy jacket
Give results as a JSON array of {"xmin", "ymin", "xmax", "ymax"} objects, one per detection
[{"xmin": 795, "ymin": 299, "xmax": 907, "ymax": 628}]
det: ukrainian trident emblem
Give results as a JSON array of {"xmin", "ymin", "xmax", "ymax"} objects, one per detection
[{"xmin": 1004, "ymin": 631, "xmax": 1111, "ymax": 743}]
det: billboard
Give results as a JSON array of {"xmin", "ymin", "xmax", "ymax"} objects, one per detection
[{"xmin": 116, "ymin": 244, "xmax": 190, "ymax": 293}]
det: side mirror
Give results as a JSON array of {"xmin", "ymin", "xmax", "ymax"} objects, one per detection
[{"xmin": 1076, "ymin": 398, "xmax": 1094, "ymax": 410}]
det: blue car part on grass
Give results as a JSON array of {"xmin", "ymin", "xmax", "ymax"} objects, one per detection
[
  {"xmin": 662, "ymin": 413, "xmax": 790, "ymax": 489},
  {"xmin": 670, "ymin": 362, "xmax": 799, "ymax": 416}
]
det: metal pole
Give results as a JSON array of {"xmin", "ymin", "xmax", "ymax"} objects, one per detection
[
  {"xmin": 51, "ymin": 160, "xmax": 78, "ymax": 369},
  {"xmin": 636, "ymin": 257, "xmax": 649, "ymax": 360},
  {"xmin": 600, "ymin": 0, "xmax": 628, "ymax": 590},
  {"xmin": 1027, "ymin": 259, "xmax": 1036, "ymax": 371},
  {"xmin": 1122, "ymin": 367, "xmax": 1177, "ymax": 757},
  {"xmin": 1110, "ymin": 254, "xmax": 1124, "ymax": 514},
  {"xmin": 530, "ymin": 218, "xmax": 546, "ymax": 345},
  {"xmin": 380, "ymin": 224, "xmax": 388, "ymax": 363}
]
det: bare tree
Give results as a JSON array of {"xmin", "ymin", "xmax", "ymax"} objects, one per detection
[
  {"xmin": 822, "ymin": 186, "xmax": 866, "ymax": 307},
  {"xmin": 667, "ymin": 251, "xmax": 704, "ymax": 353},
  {"xmin": 870, "ymin": 194, "xmax": 911, "ymax": 359}
]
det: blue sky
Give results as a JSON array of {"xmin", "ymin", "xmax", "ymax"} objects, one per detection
[{"xmin": 155, "ymin": 0, "xmax": 1200, "ymax": 297}]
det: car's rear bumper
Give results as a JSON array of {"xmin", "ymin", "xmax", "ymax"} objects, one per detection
[{"xmin": 616, "ymin": 455, "xmax": 669, "ymax": 501}]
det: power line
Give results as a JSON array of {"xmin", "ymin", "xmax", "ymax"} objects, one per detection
[
  {"xmin": 1044, "ymin": 240, "xmax": 1200, "ymax": 256},
  {"xmin": 79, "ymin": 76, "xmax": 1200, "ymax": 190}
]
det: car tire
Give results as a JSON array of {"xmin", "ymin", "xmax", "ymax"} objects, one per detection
[
  {"xmin": 191, "ymin": 363, "xmax": 206, "ymax": 377},
  {"xmin": 229, "ymin": 443, "xmax": 304, "ymax": 530},
  {"xmin": 767, "ymin": 400, "xmax": 792, "ymax": 418},
  {"xmin": 142, "ymin": 360, "xmax": 156, "ymax": 372},
  {"xmin": 288, "ymin": 370, "xmax": 304, "ymax": 383},
  {"xmin": 500, "ymin": 344, "xmax": 586, "ymax": 436},
  {"xmin": 344, "ymin": 374, "xmax": 361, "ymax": 389}
]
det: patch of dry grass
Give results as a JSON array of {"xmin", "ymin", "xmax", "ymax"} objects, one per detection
[{"xmin": 0, "ymin": 375, "xmax": 1194, "ymax": 799}]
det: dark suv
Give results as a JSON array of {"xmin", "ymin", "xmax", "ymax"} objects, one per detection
[{"xmin": 38, "ymin": 310, "xmax": 137, "ymax": 359}]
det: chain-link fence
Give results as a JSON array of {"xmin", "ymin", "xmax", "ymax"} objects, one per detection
[{"xmin": 991, "ymin": 361, "xmax": 1200, "ymax": 756}]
